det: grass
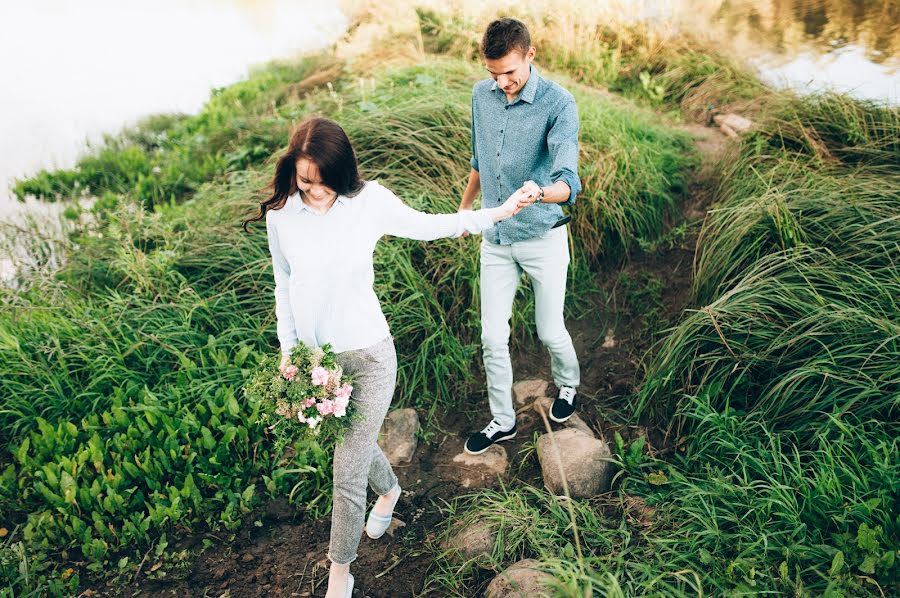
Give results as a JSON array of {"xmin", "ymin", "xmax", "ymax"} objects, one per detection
[
  {"xmin": 1, "ymin": 26, "xmax": 692, "ymax": 593},
  {"xmin": 408, "ymin": 8, "xmax": 898, "ymax": 597},
  {"xmin": 3, "ymin": 3, "xmax": 898, "ymax": 596}
]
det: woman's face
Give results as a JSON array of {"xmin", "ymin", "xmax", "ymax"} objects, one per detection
[{"xmin": 295, "ymin": 157, "xmax": 336, "ymax": 203}]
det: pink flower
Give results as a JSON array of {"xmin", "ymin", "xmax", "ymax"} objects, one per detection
[
  {"xmin": 305, "ymin": 397, "xmax": 316, "ymax": 408},
  {"xmin": 282, "ymin": 365, "xmax": 299, "ymax": 381},
  {"xmin": 311, "ymin": 366, "xmax": 329, "ymax": 386},
  {"xmin": 333, "ymin": 404, "xmax": 347, "ymax": 418},
  {"xmin": 335, "ymin": 383, "xmax": 352, "ymax": 402},
  {"xmin": 297, "ymin": 412, "xmax": 307, "ymax": 424},
  {"xmin": 317, "ymin": 399, "xmax": 335, "ymax": 416}
]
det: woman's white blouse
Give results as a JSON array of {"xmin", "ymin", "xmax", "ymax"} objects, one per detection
[{"xmin": 266, "ymin": 180, "xmax": 495, "ymax": 355}]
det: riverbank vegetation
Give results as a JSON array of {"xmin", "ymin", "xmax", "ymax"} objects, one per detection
[{"xmin": 2, "ymin": 2, "xmax": 897, "ymax": 596}]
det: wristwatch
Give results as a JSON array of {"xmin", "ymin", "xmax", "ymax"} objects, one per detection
[{"xmin": 536, "ymin": 186, "xmax": 545, "ymax": 203}]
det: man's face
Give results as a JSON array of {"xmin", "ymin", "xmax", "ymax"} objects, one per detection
[{"xmin": 484, "ymin": 47, "xmax": 535, "ymax": 98}]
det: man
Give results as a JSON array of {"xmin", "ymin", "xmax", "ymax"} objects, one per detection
[{"xmin": 461, "ymin": 17, "xmax": 582, "ymax": 455}]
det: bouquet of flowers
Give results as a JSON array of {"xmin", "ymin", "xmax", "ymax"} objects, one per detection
[{"xmin": 245, "ymin": 342, "xmax": 355, "ymax": 451}]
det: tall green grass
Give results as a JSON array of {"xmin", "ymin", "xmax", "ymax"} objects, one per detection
[
  {"xmin": 0, "ymin": 51, "xmax": 692, "ymax": 593},
  {"xmin": 694, "ymin": 93, "xmax": 900, "ymax": 301},
  {"xmin": 415, "ymin": 7, "xmax": 766, "ymax": 116},
  {"xmin": 638, "ymin": 248, "xmax": 899, "ymax": 440}
]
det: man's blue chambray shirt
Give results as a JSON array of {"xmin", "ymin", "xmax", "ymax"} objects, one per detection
[{"xmin": 471, "ymin": 65, "xmax": 582, "ymax": 245}]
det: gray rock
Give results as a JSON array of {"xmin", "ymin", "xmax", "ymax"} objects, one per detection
[
  {"xmin": 451, "ymin": 444, "xmax": 508, "ymax": 487},
  {"xmin": 443, "ymin": 520, "xmax": 496, "ymax": 562},
  {"xmin": 377, "ymin": 408, "xmax": 419, "ymax": 465},
  {"xmin": 486, "ymin": 559, "xmax": 556, "ymax": 598},
  {"xmin": 532, "ymin": 396, "xmax": 595, "ymax": 438},
  {"xmin": 512, "ymin": 379, "xmax": 549, "ymax": 407},
  {"xmin": 537, "ymin": 428, "xmax": 613, "ymax": 498}
]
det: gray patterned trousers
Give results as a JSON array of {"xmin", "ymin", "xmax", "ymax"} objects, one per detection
[{"xmin": 328, "ymin": 335, "xmax": 399, "ymax": 564}]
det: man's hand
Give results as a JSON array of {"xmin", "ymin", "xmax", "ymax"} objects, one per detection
[
  {"xmin": 279, "ymin": 353, "xmax": 291, "ymax": 373},
  {"xmin": 499, "ymin": 188, "xmax": 534, "ymax": 219},
  {"xmin": 519, "ymin": 180, "xmax": 541, "ymax": 206}
]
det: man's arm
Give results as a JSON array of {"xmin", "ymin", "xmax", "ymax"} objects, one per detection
[
  {"xmin": 545, "ymin": 98, "xmax": 581, "ymax": 205},
  {"xmin": 459, "ymin": 169, "xmax": 481, "ymax": 211},
  {"xmin": 532, "ymin": 180, "xmax": 570, "ymax": 204}
]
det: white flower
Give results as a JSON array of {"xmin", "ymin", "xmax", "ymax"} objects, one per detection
[{"xmin": 310, "ymin": 347, "xmax": 325, "ymax": 369}]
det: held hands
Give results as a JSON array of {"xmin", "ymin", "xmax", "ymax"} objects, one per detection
[{"xmin": 499, "ymin": 181, "xmax": 541, "ymax": 219}]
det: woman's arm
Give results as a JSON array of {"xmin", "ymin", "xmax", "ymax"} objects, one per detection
[
  {"xmin": 266, "ymin": 216, "xmax": 299, "ymax": 357},
  {"xmin": 380, "ymin": 183, "xmax": 528, "ymax": 241}
]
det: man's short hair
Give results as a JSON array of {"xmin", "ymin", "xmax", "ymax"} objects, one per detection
[{"xmin": 481, "ymin": 18, "xmax": 531, "ymax": 59}]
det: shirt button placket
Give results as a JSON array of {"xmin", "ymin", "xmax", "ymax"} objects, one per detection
[{"xmin": 497, "ymin": 109, "xmax": 510, "ymax": 206}]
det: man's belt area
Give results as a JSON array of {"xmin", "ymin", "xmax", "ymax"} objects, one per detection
[{"xmin": 551, "ymin": 215, "xmax": 571, "ymax": 229}]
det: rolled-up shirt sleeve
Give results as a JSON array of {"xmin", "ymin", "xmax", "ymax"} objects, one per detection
[
  {"xmin": 470, "ymin": 92, "xmax": 480, "ymax": 172},
  {"xmin": 548, "ymin": 98, "xmax": 582, "ymax": 206},
  {"xmin": 266, "ymin": 214, "xmax": 298, "ymax": 355},
  {"xmin": 378, "ymin": 184, "xmax": 494, "ymax": 240}
]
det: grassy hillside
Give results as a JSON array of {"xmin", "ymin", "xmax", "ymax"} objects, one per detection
[{"xmin": 1, "ymin": 4, "xmax": 897, "ymax": 596}]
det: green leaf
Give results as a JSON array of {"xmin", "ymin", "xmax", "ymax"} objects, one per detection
[
  {"xmin": 226, "ymin": 394, "xmax": 240, "ymax": 417},
  {"xmin": 829, "ymin": 551, "xmax": 844, "ymax": 577},
  {"xmin": 15, "ymin": 438, "xmax": 30, "ymax": 464},
  {"xmin": 858, "ymin": 554, "xmax": 878, "ymax": 575},
  {"xmin": 60, "ymin": 471, "xmax": 77, "ymax": 505},
  {"xmin": 647, "ymin": 471, "xmax": 669, "ymax": 486},
  {"xmin": 856, "ymin": 523, "xmax": 879, "ymax": 553}
]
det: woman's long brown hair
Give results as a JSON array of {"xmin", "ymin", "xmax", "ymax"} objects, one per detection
[{"xmin": 241, "ymin": 117, "xmax": 364, "ymax": 232}]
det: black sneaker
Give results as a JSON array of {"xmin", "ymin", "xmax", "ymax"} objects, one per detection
[
  {"xmin": 549, "ymin": 386, "xmax": 577, "ymax": 422},
  {"xmin": 464, "ymin": 420, "xmax": 517, "ymax": 455}
]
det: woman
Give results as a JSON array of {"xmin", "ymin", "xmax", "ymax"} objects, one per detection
[{"xmin": 242, "ymin": 116, "xmax": 530, "ymax": 597}]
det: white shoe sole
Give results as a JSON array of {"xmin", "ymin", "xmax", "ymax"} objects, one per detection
[
  {"xmin": 548, "ymin": 410, "xmax": 574, "ymax": 423},
  {"xmin": 463, "ymin": 432, "xmax": 516, "ymax": 455}
]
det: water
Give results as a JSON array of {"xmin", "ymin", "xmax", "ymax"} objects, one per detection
[
  {"xmin": 1, "ymin": 0, "xmax": 897, "ymax": 282},
  {"xmin": 0, "ymin": 0, "xmax": 347, "ymax": 281},
  {"xmin": 661, "ymin": 0, "xmax": 900, "ymax": 102}
]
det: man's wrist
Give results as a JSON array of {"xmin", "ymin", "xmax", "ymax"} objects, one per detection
[{"xmin": 536, "ymin": 187, "xmax": 545, "ymax": 203}]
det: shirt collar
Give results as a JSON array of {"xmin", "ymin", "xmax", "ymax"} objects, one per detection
[
  {"xmin": 292, "ymin": 191, "xmax": 349, "ymax": 214},
  {"xmin": 491, "ymin": 64, "xmax": 541, "ymax": 105}
]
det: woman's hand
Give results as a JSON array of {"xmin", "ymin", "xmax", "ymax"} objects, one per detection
[
  {"xmin": 496, "ymin": 187, "xmax": 536, "ymax": 220},
  {"xmin": 279, "ymin": 353, "xmax": 291, "ymax": 373}
]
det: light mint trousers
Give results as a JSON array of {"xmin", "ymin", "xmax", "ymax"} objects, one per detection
[
  {"xmin": 480, "ymin": 225, "xmax": 581, "ymax": 430},
  {"xmin": 328, "ymin": 335, "xmax": 398, "ymax": 565}
]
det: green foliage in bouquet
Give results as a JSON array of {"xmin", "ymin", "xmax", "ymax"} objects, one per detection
[{"xmin": 244, "ymin": 342, "xmax": 357, "ymax": 455}]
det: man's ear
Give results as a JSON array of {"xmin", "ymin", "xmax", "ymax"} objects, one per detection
[{"xmin": 526, "ymin": 46, "xmax": 536, "ymax": 62}]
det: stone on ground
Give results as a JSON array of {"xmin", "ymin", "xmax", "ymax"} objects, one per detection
[
  {"xmin": 537, "ymin": 428, "xmax": 613, "ymax": 498},
  {"xmin": 377, "ymin": 408, "xmax": 419, "ymax": 465},
  {"xmin": 512, "ymin": 379, "xmax": 549, "ymax": 407},
  {"xmin": 443, "ymin": 520, "xmax": 496, "ymax": 562},
  {"xmin": 714, "ymin": 113, "xmax": 753, "ymax": 138},
  {"xmin": 451, "ymin": 444, "xmax": 508, "ymax": 488},
  {"xmin": 532, "ymin": 396, "xmax": 595, "ymax": 438},
  {"xmin": 486, "ymin": 559, "xmax": 556, "ymax": 598}
]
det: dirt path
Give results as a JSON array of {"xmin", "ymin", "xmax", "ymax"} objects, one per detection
[{"xmin": 83, "ymin": 124, "xmax": 728, "ymax": 598}]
